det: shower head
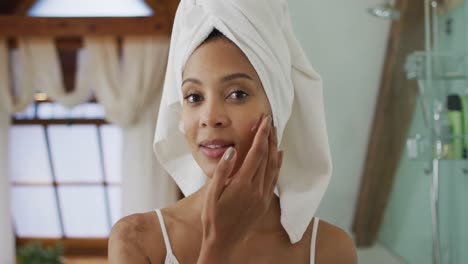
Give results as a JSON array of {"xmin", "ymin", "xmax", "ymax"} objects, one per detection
[{"xmin": 367, "ymin": 2, "xmax": 401, "ymax": 20}]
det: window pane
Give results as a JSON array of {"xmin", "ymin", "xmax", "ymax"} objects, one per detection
[
  {"xmin": 29, "ymin": 0, "xmax": 153, "ymax": 17},
  {"xmin": 13, "ymin": 104, "xmax": 36, "ymax": 120},
  {"xmin": 12, "ymin": 186, "xmax": 62, "ymax": 237},
  {"xmin": 48, "ymin": 125, "xmax": 103, "ymax": 183},
  {"xmin": 69, "ymin": 103, "xmax": 105, "ymax": 119},
  {"xmin": 10, "ymin": 125, "xmax": 53, "ymax": 183},
  {"xmin": 36, "ymin": 102, "xmax": 106, "ymax": 119},
  {"xmin": 37, "ymin": 102, "xmax": 55, "ymax": 119},
  {"xmin": 100, "ymin": 125, "xmax": 122, "ymax": 183},
  {"xmin": 58, "ymin": 186, "xmax": 109, "ymax": 237},
  {"xmin": 47, "ymin": 103, "xmax": 70, "ymax": 119},
  {"xmin": 108, "ymin": 186, "xmax": 121, "ymax": 226}
]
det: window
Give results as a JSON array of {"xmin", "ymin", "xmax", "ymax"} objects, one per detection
[{"xmin": 11, "ymin": 99, "xmax": 122, "ymax": 253}]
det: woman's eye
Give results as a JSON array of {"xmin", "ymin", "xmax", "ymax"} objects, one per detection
[
  {"xmin": 184, "ymin": 94, "xmax": 203, "ymax": 103},
  {"xmin": 228, "ymin": 90, "xmax": 249, "ymax": 100}
]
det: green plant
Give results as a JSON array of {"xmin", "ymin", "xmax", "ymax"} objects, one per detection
[{"xmin": 17, "ymin": 241, "xmax": 64, "ymax": 264}]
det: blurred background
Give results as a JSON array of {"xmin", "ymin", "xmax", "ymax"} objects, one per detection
[{"xmin": 0, "ymin": 0, "xmax": 467, "ymax": 263}]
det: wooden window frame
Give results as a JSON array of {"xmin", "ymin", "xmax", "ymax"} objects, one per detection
[{"xmin": 12, "ymin": 101, "xmax": 115, "ymax": 257}]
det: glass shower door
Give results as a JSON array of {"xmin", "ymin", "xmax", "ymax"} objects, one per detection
[{"xmin": 425, "ymin": 1, "xmax": 468, "ymax": 263}]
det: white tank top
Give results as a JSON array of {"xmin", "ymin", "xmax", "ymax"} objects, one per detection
[{"xmin": 155, "ymin": 209, "xmax": 320, "ymax": 264}]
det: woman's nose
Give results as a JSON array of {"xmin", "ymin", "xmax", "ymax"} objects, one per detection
[{"xmin": 199, "ymin": 101, "xmax": 230, "ymax": 128}]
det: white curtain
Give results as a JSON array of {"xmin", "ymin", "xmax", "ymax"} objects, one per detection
[
  {"xmin": 85, "ymin": 36, "xmax": 177, "ymax": 214},
  {"xmin": 17, "ymin": 38, "xmax": 93, "ymax": 107},
  {"xmin": 0, "ymin": 38, "xmax": 37, "ymax": 264},
  {"xmin": 0, "ymin": 37, "xmax": 177, "ymax": 262},
  {"xmin": 0, "ymin": 38, "xmax": 15, "ymax": 264}
]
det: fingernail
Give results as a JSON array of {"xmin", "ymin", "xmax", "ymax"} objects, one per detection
[{"xmin": 223, "ymin": 147, "xmax": 235, "ymax": 161}]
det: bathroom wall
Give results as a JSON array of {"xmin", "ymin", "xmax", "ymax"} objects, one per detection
[
  {"xmin": 287, "ymin": 0, "xmax": 391, "ymax": 231},
  {"xmin": 379, "ymin": 2, "xmax": 468, "ymax": 263}
]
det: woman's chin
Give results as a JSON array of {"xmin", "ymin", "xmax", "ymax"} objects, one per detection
[
  {"xmin": 196, "ymin": 151, "xmax": 241, "ymax": 179},
  {"xmin": 200, "ymin": 164, "xmax": 216, "ymax": 179},
  {"xmin": 204, "ymin": 172, "xmax": 215, "ymax": 180}
]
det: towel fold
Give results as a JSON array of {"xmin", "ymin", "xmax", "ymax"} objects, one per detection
[{"xmin": 153, "ymin": 0, "xmax": 332, "ymax": 243}]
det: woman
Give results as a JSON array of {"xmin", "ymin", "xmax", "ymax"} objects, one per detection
[{"xmin": 109, "ymin": 1, "xmax": 357, "ymax": 263}]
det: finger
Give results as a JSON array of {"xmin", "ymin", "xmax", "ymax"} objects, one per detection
[
  {"xmin": 267, "ymin": 150, "xmax": 283, "ymax": 201},
  {"xmin": 262, "ymin": 126, "xmax": 278, "ymax": 194},
  {"xmin": 251, "ymin": 113, "xmax": 265, "ymax": 132},
  {"xmin": 276, "ymin": 151, "xmax": 283, "ymax": 186},
  {"xmin": 252, "ymin": 130, "xmax": 269, "ymax": 191},
  {"xmin": 279, "ymin": 150, "xmax": 284, "ymax": 169},
  {"xmin": 237, "ymin": 115, "xmax": 272, "ymax": 182},
  {"xmin": 208, "ymin": 146, "xmax": 237, "ymax": 201},
  {"xmin": 253, "ymin": 122, "xmax": 274, "ymax": 187}
]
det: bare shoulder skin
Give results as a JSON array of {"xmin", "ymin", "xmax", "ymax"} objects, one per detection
[
  {"xmin": 108, "ymin": 211, "xmax": 167, "ymax": 264},
  {"xmin": 108, "ymin": 196, "xmax": 200, "ymax": 264},
  {"xmin": 315, "ymin": 220, "xmax": 357, "ymax": 264}
]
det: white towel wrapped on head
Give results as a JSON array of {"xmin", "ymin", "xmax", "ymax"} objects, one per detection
[{"xmin": 153, "ymin": 0, "xmax": 332, "ymax": 244}]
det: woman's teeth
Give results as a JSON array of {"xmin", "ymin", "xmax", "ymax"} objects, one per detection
[{"xmin": 206, "ymin": 145, "xmax": 228, "ymax": 149}]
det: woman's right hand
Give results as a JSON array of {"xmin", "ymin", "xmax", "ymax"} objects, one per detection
[{"xmin": 198, "ymin": 114, "xmax": 283, "ymax": 263}]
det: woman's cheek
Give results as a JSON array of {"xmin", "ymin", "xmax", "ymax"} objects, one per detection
[{"xmin": 182, "ymin": 117, "xmax": 199, "ymax": 150}]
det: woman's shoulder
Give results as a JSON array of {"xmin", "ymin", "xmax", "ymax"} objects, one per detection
[
  {"xmin": 108, "ymin": 210, "xmax": 168, "ymax": 263},
  {"xmin": 315, "ymin": 218, "xmax": 357, "ymax": 264}
]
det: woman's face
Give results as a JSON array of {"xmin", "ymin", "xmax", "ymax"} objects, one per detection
[{"xmin": 180, "ymin": 38, "xmax": 272, "ymax": 179}]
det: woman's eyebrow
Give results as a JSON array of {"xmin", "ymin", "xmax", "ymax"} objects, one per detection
[
  {"xmin": 182, "ymin": 72, "xmax": 253, "ymax": 87},
  {"xmin": 182, "ymin": 78, "xmax": 202, "ymax": 87},
  {"xmin": 221, "ymin": 72, "xmax": 253, "ymax": 82}
]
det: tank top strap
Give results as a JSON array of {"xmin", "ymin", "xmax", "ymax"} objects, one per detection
[
  {"xmin": 155, "ymin": 209, "xmax": 174, "ymax": 255},
  {"xmin": 310, "ymin": 217, "xmax": 320, "ymax": 264}
]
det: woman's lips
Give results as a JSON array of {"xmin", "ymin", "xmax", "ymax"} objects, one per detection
[
  {"xmin": 200, "ymin": 146, "xmax": 233, "ymax": 159},
  {"xmin": 199, "ymin": 139, "xmax": 235, "ymax": 159}
]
